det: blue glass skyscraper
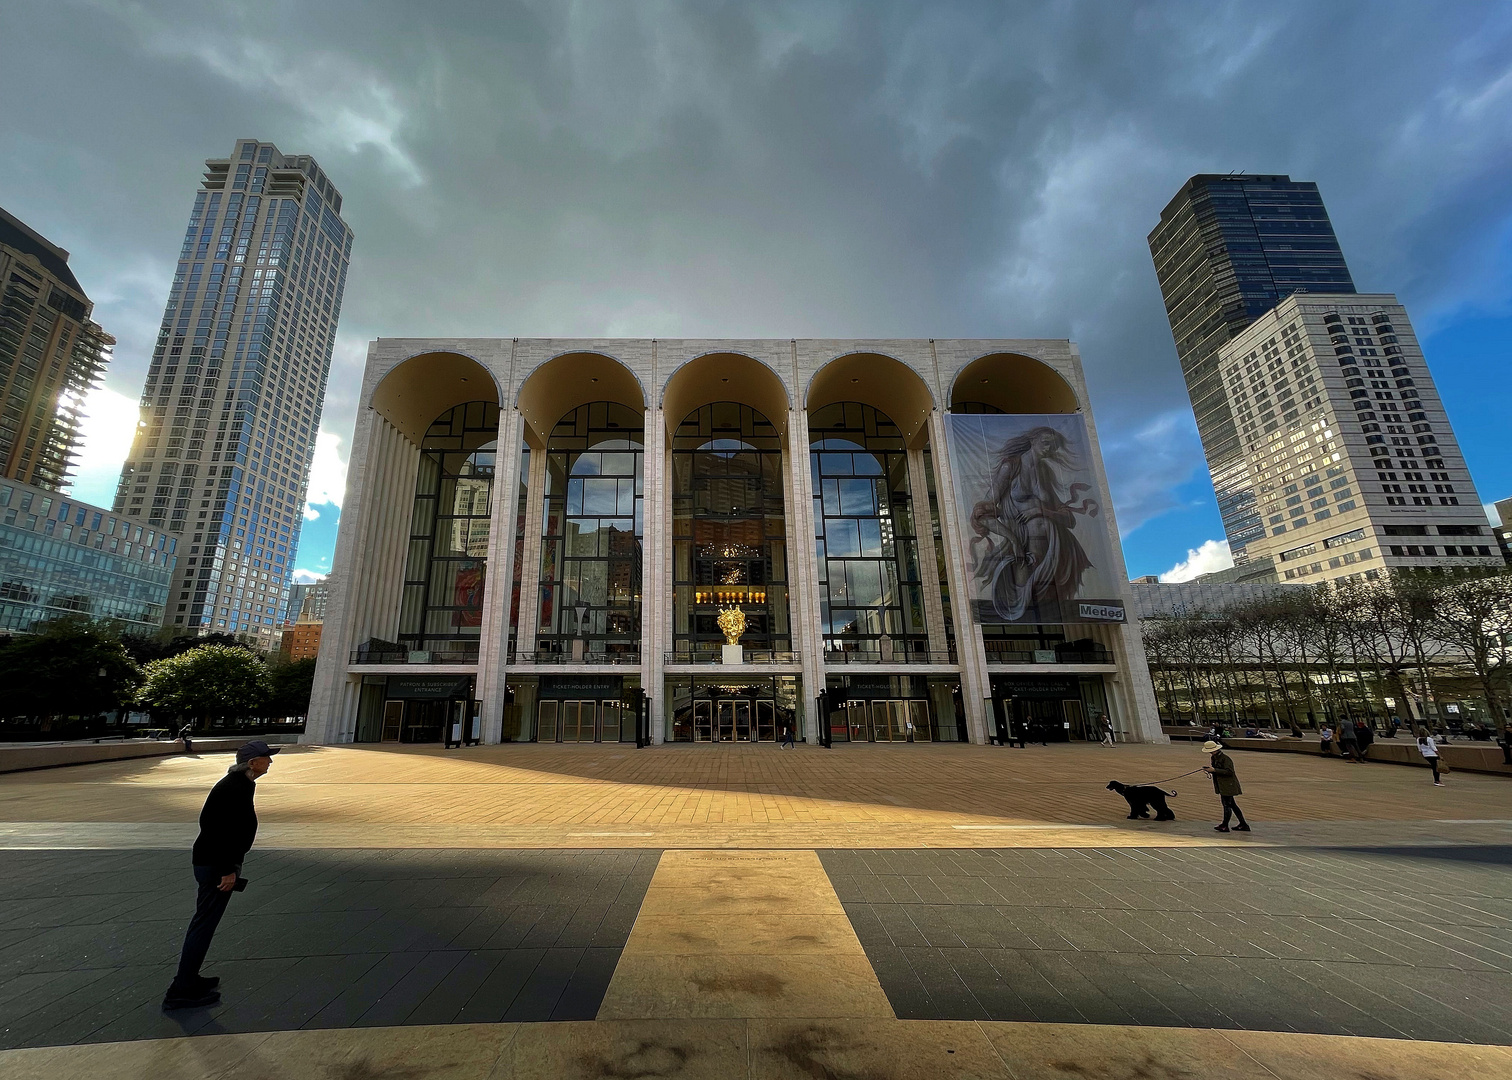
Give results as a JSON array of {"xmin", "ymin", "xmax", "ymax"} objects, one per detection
[{"xmin": 1148, "ymin": 175, "xmax": 1356, "ymax": 559}]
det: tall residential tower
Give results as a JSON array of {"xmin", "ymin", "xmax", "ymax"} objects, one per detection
[
  {"xmin": 1149, "ymin": 174, "xmax": 1495, "ymax": 584},
  {"xmin": 115, "ymin": 140, "xmax": 352, "ymax": 646},
  {"xmin": 0, "ymin": 207, "xmax": 114, "ymax": 489},
  {"xmin": 1148, "ymin": 175, "xmax": 1356, "ymax": 560}
]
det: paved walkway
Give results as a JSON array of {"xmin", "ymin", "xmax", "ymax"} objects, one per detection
[{"xmin": 1, "ymin": 743, "xmax": 1510, "ymax": 1077}]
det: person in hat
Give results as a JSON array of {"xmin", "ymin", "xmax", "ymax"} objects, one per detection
[
  {"xmin": 162, "ymin": 740, "xmax": 281, "ymax": 1011},
  {"xmin": 1201, "ymin": 740, "xmax": 1249, "ymax": 833}
]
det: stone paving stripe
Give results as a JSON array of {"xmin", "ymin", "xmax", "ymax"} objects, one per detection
[{"xmin": 596, "ymin": 849, "xmax": 895, "ymax": 1020}]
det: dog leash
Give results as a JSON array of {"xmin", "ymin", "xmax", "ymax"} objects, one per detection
[{"xmin": 1119, "ymin": 767, "xmax": 1206, "ymax": 789}]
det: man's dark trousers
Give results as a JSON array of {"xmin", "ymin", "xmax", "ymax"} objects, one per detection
[
  {"xmin": 1220, "ymin": 794, "xmax": 1247, "ymax": 828},
  {"xmin": 172, "ymin": 866, "xmax": 234, "ymax": 990}
]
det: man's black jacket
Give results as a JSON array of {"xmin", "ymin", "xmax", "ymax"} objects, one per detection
[{"xmin": 191, "ymin": 768, "xmax": 258, "ymax": 875}]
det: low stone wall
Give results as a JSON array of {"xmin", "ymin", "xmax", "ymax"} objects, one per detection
[
  {"xmin": 1223, "ymin": 735, "xmax": 1512, "ymax": 777},
  {"xmin": 0, "ymin": 735, "xmax": 299, "ymax": 775}
]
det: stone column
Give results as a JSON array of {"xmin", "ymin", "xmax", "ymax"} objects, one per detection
[
  {"xmin": 512, "ymin": 439, "xmax": 549, "ymax": 660},
  {"xmin": 926, "ymin": 410, "xmax": 991, "ymax": 743},
  {"xmin": 906, "ymin": 446, "xmax": 949, "ymax": 657},
  {"xmin": 641, "ymin": 405, "xmax": 668, "ymax": 743},
  {"xmin": 477, "ymin": 405, "xmax": 523, "ymax": 743},
  {"xmin": 785, "ymin": 405, "xmax": 825, "ymax": 741}
]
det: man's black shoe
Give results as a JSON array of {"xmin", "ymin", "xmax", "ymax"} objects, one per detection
[
  {"xmin": 163, "ymin": 988, "xmax": 220, "ymax": 1011},
  {"xmin": 1234, "ymin": 824, "xmax": 1251, "ymax": 832}
]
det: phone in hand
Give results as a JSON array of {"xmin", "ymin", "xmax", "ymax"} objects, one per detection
[{"xmin": 233, "ymin": 878, "xmax": 249, "ymax": 891}]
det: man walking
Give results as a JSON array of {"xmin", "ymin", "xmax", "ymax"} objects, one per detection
[
  {"xmin": 162, "ymin": 740, "xmax": 280, "ymax": 1011},
  {"xmin": 780, "ymin": 720, "xmax": 795, "ymax": 749},
  {"xmin": 1201, "ymin": 740, "xmax": 1250, "ymax": 833},
  {"xmin": 1099, "ymin": 716, "xmax": 1115, "ymax": 746}
]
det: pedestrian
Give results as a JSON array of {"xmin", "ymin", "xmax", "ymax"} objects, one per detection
[
  {"xmin": 1499, "ymin": 727, "xmax": 1512, "ymax": 766},
  {"xmin": 1337, "ymin": 719, "xmax": 1359, "ymax": 763},
  {"xmin": 1010, "ymin": 717, "xmax": 1027, "ymax": 749},
  {"xmin": 1417, "ymin": 733, "xmax": 1445, "ymax": 786},
  {"xmin": 162, "ymin": 739, "xmax": 280, "ymax": 1011},
  {"xmin": 780, "ymin": 720, "xmax": 795, "ymax": 749},
  {"xmin": 1319, "ymin": 724, "xmax": 1334, "ymax": 756},
  {"xmin": 1354, "ymin": 720, "xmax": 1374, "ymax": 761},
  {"xmin": 1201, "ymin": 739, "xmax": 1250, "ymax": 832},
  {"xmin": 1099, "ymin": 716, "xmax": 1115, "ymax": 747}
]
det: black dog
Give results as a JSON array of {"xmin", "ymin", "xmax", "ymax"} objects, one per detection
[{"xmin": 1107, "ymin": 780, "xmax": 1176, "ymax": 820}]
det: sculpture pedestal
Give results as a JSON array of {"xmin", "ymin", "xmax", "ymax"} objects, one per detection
[{"xmin": 722, "ymin": 644, "xmax": 744, "ymax": 665}]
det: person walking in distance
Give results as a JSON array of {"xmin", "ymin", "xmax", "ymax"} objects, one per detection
[
  {"xmin": 1201, "ymin": 740, "xmax": 1249, "ymax": 833},
  {"xmin": 1418, "ymin": 733, "xmax": 1445, "ymax": 786},
  {"xmin": 1099, "ymin": 716, "xmax": 1115, "ymax": 746},
  {"xmin": 780, "ymin": 719, "xmax": 795, "ymax": 750},
  {"xmin": 162, "ymin": 740, "xmax": 280, "ymax": 1011}
]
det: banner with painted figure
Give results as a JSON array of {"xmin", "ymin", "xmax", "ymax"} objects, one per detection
[{"xmin": 944, "ymin": 413, "xmax": 1125, "ymax": 624}]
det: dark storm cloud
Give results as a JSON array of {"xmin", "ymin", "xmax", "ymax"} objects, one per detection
[{"xmin": 4, "ymin": 0, "xmax": 1510, "ymax": 536}]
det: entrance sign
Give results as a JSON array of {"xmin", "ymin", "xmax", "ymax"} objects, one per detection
[
  {"xmin": 991, "ymin": 674, "xmax": 1079, "ymax": 699},
  {"xmin": 540, "ymin": 673, "xmax": 624, "ymax": 699},
  {"xmin": 944, "ymin": 413, "xmax": 1125, "ymax": 624},
  {"xmin": 387, "ymin": 674, "xmax": 473, "ymax": 700}
]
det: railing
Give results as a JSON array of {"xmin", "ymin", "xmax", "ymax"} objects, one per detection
[
  {"xmin": 821, "ymin": 649, "xmax": 958, "ymax": 665},
  {"xmin": 350, "ymin": 649, "xmax": 479, "ymax": 665},
  {"xmin": 983, "ymin": 645, "xmax": 1113, "ymax": 665},
  {"xmin": 663, "ymin": 650, "xmax": 800, "ymax": 665},
  {"xmin": 509, "ymin": 650, "xmax": 642, "ymax": 666}
]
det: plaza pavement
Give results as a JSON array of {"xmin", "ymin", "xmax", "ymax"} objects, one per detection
[{"xmin": 1, "ymin": 741, "xmax": 1510, "ymax": 1078}]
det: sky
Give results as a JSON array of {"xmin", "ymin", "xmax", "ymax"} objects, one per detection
[{"xmin": 4, "ymin": 0, "xmax": 1511, "ymax": 585}]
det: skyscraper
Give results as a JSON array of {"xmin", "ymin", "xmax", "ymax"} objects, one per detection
[
  {"xmin": 1216, "ymin": 293, "xmax": 1495, "ymax": 584},
  {"xmin": 116, "ymin": 140, "xmax": 352, "ymax": 646},
  {"xmin": 1148, "ymin": 175, "xmax": 1356, "ymax": 560},
  {"xmin": 0, "ymin": 206, "xmax": 114, "ymax": 489}
]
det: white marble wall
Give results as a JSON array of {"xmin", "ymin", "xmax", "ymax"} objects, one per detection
[{"xmin": 304, "ymin": 339, "xmax": 1164, "ymax": 746}]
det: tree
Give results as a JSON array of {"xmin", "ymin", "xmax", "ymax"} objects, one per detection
[
  {"xmin": 267, "ymin": 657, "xmax": 317, "ymax": 718},
  {"xmin": 138, "ymin": 645, "xmax": 270, "ymax": 728},
  {"xmin": 1353, "ymin": 575, "xmax": 1442, "ymax": 734},
  {"xmin": 1435, "ymin": 572, "xmax": 1512, "ymax": 738},
  {"xmin": 0, "ymin": 617, "xmax": 141, "ymax": 720}
]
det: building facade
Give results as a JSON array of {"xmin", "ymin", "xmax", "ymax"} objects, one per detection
[
  {"xmin": 284, "ymin": 578, "xmax": 329, "ymax": 624},
  {"xmin": 306, "ymin": 339, "xmax": 1162, "ymax": 748},
  {"xmin": 0, "ymin": 207, "xmax": 114, "ymax": 490},
  {"xmin": 113, "ymin": 140, "xmax": 352, "ymax": 649},
  {"xmin": 0, "ymin": 475, "xmax": 180, "ymax": 634},
  {"xmin": 1218, "ymin": 294, "xmax": 1496, "ymax": 583},
  {"xmin": 1148, "ymin": 175, "xmax": 1356, "ymax": 561},
  {"xmin": 280, "ymin": 614, "xmax": 322, "ymax": 661}
]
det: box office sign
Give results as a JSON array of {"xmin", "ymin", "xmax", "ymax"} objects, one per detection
[
  {"xmin": 944, "ymin": 413, "xmax": 1125, "ymax": 624},
  {"xmin": 386, "ymin": 675, "xmax": 474, "ymax": 700}
]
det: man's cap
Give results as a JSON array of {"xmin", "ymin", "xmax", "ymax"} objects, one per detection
[
  {"xmin": 236, "ymin": 740, "xmax": 283, "ymax": 763},
  {"xmin": 1201, "ymin": 740, "xmax": 1222, "ymax": 753}
]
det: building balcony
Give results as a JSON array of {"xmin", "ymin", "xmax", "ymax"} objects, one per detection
[
  {"xmin": 350, "ymin": 646, "xmax": 480, "ymax": 666},
  {"xmin": 664, "ymin": 650, "xmax": 799, "ymax": 665},
  {"xmin": 984, "ymin": 644, "xmax": 1113, "ymax": 665},
  {"xmin": 510, "ymin": 648, "xmax": 642, "ymax": 666},
  {"xmin": 821, "ymin": 648, "xmax": 958, "ymax": 665}
]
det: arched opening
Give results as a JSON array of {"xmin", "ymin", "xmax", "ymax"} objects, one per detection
[
  {"xmin": 808, "ymin": 403, "xmax": 928, "ymax": 661},
  {"xmin": 517, "ymin": 352, "xmax": 646, "ymax": 449},
  {"xmin": 371, "ymin": 351, "xmax": 502, "ymax": 443},
  {"xmin": 395, "ymin": 401, "xmax": 501, "ymax": 667},
  {"xmin": 534, "ymin": 402, "xmax": 645, "ymax": 663},
  {"xmin": 948, "ymin": 353, "xmax": 1079, "ymax": 415},
  {"xmin": 667, "ymin": 402, "xmax": 796, "ymax": 743},
  {"xmin": 661, "ymin": 353, "xmax": 790, "ymax": 445},
  {"xmin": 806, "ymin": 352, "xmax": 934, "ymax": 446}
]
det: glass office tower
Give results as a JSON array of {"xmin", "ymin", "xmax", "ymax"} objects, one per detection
[
  {"xmin": 115, "ymin": 140, "xmax": 352, "ymax": 647},
  {"xmin": 1148, "ymin": 175, "xmax": 1356, "ymax": 560}
]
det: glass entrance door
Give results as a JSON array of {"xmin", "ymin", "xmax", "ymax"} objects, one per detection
[
  {"xmin": 846, "ymin": 703, "xmax": 868, "ymax": 742},
  {"xmin": 382, "ymin": 701, "xmax": 404, "ymax": 742},
  {"xmin": 756, "ymin": 700, "xmax": 776, "ymax": 742},
  {"xmin": 908, "ymin": 699, "xmax": 931, "ymax": 742},
  {"xmin": 694, "ymin": 700, "xmax": 714, "ymax": 741},
  {"xmin": 561, "ymin": 699, "xmax": 597, "ymax": 742}
]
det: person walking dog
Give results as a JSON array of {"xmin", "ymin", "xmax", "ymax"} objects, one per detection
[
  {"xmin": 162, "ymin": 740, "xmax": 280, "ymax": 1011},
  {"xmin": 1417, "ymin": 734, "xmax": 1445, "ymax": 786},
  {"xmin": 1201, "ymin": 740, "xmax": 1250, "ymax": 832}
]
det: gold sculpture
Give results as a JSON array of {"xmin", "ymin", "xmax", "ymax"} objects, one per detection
[{"xmin": 716, "ymin": 605, "xmax": 746, "ymax": 646}]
